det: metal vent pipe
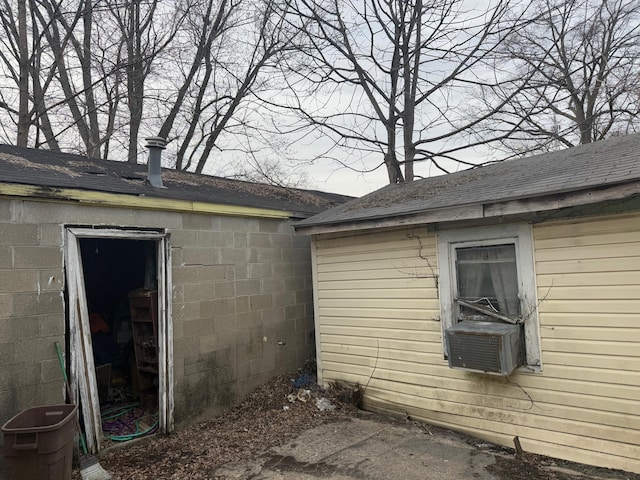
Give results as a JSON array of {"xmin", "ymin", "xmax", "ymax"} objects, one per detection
[{"xmin": 145, "ymin": 136, "xmax": 166, "ymax": 188}]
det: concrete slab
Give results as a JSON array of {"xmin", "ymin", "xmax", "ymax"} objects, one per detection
[{"xmin": 214, "ymin": 415, "xmax": 499, "ymax": 479}]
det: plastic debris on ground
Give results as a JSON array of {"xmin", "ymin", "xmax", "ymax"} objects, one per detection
[
  {"xmin": 281, "ymin": 360, "xmax": 360, "ymax": 413},
  {"xmin": 315, "ymin": 397, "xmax": 336, "ymax": 411},
  {"xmin": 292, "ymin": 372, "xmax": 313, "ymax": 389},
  {"xmin": 287, "ymin": 388, "xmax": 311, "ymax": 403}
]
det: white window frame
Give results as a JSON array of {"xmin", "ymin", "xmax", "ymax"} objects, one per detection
[{"xmin": 437, "ymin": 223, "xmax": 542, "ymax": 371}]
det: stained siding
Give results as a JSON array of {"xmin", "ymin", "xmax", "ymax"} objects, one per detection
[
  {"xmin": 313, "ymin": 214, "xmax": 640, "ymax": 474},
  {"xmin": 315, "ymin": 228, "xmax": 439, "ymax": 393},
  {"xmin": 532, "ymin": 213, "xmax": 640, "ymax": 472}
]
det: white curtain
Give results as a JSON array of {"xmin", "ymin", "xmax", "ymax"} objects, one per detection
[
  {"xmin": 456, "ymin": 244, "xmax": 519, "ymax": 318},
  {"xmin": 486, "ymin": 246, "xmax": 519, "ymax": 316}
]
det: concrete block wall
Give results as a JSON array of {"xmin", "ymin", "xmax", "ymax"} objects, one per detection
[
  {"xmin": 0, "ymin": 200, "xmax": 67, "ymax": 425},
  {"xmin": 0, "ymin": 199, "xmax": 69, "ymax": 477},
  {"xmin": 172, "ymin": 213, "xmax": 315, "ymax": 423},
  {"xmin": 0, "ymin": 197, "xmax": 315, "ymax": 469}
]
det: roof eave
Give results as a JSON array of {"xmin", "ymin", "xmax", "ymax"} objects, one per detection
[
  {"xmin": 295, "ymin": 180, "xmax": 640, "ymax": 235},
  {"xmin": 0, "ymin": 182, "xmax": 296, "ymax": 219}
]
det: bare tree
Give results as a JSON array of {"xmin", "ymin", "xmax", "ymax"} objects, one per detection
[
  {"xmin": 106, "ymin": 0, "xmax": 183, "ymax": 163},
  {"xmin": 226, "ymin": 153, "xmax": 310, "ymax": 187},
  {"xmin": 28, "ymin": 0, "xmax": 61, "ymax": 151},
  {"xmin": 52, "ymin": 0, "xmax": 105, "ymax": 157},
  {"xmin": 0, "ymin": 0, "xmax": 63, "ymax": 148},
  {"xmin": 279, "ymin": 0, "xmax": 520, "ymax": 184},
  {"xmin": 0, "ymin": 0, "xmax": 304, "ymax": 183},
  {"xmin": 473, "ymin": 0, "xmax": 640, "ymax": 157},
  {"xmin": 0, "ymin": 1, "xmax": 111, "ymax": 155},
  {"xmin": 151, "ymin": 0, "xmax": 302, "ymax": 175},
  {"xmin": 0, "ymin": 0, "xmax": 186, "ymax": 159},
  {"xmin": 154, "ymin": 0, "xmax": 235, "ymax": 171},
  {"xmin": 0, "ymin": 0, "xmax": 36, "ymax": 145}
]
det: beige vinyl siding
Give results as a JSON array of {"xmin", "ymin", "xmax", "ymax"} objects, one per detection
[
  {"xmin": 531, "ymin": 212, "xmax": 640, "ymax": 472},
  {"xmin": 313, "ymin": 214, "xmax": 640, "ymax": 474}
]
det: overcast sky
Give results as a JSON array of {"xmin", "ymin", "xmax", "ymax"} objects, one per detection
[{"xmin": 295, "ymin": 135, "xmax": 493, "ymax": 197}]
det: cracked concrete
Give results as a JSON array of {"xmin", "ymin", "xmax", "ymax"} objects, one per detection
[{"xmin": 213, "ymin": 415, "xmax": 499, "ymax": 479}]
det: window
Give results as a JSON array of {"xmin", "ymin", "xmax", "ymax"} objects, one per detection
[
  {"xmin": 437, "ymin": 224, "xmax": 541, "ymax": 371},
  {"xmin": 456, "ymin": 244, "xmax": 521, "ymax": 322}
]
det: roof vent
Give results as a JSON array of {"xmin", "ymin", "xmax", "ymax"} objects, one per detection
[{"xmin": 145, "ymin": 136, "xmax": 166, "ymax": 188}]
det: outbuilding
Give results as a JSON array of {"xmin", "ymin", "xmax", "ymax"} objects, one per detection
[
  {"xmin": 0, "ymin": 142, "xmax": 349, "ymax": 472},
  {"xmin": 295, "ymin": 134, "xmax": 640, "ymax": 474}
]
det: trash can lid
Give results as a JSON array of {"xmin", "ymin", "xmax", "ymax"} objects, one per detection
[{"xmin": 1, "ymin": 404, "xmax": 77, "ymax": 434}]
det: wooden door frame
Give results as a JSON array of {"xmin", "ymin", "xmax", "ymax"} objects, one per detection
[{"xmin": 65, "ymin": 227, "xmax": 173, "ymax": 452}]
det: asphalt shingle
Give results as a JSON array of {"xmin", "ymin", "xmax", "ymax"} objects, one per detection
[
  {"xmin": 296, "ymin": 134, "xmax": 640, "ymax": 228},
  {"xmin": 0, "ymin": 145, "xmax": 351, "ymax": 218}
]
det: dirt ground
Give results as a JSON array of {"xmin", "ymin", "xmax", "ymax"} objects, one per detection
[{"xmin": 75, "ymin": 362, "xmax": 638, "ymax": 480}]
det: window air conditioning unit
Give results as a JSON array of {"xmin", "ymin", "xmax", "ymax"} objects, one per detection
[{"xmin": 446, "ymin": 321, "xmax": 522, "ymax": 376}]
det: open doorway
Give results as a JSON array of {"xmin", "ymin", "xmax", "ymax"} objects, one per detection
[{"xmin": 65, "ymin": 228, "xmax": 173, "ymax": 453}]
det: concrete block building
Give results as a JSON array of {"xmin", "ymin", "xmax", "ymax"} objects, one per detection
[{"xmin": 0, "ymin": 143, "xmax": 349, "ymax": 473}]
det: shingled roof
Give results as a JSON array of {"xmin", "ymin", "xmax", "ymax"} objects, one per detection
[
  {"xmin": 295, "ymin": 133, "xmax": 640, "ymax": 231},
  {"xmin": 0, "ymin": 144, "xmax": 351, "ymax": 218}
]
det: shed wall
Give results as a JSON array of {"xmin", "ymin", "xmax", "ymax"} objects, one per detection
[
  {"xmin": 312, "ymin": 214, "xmax": 640, "ymax": 474},
  {"xmin": 0, "ymin": 198, "xmax": 314, "ymax": 474}
]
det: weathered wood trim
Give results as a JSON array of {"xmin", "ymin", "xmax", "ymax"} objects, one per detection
[
  {"xmin": 310, "ymin": 237, "xmax": 323, "ymax": 385},
  {"xmin": 484, "ymin": 182, "xmax": 640, "ymax": 217},
  {"xmin": 67, "ymin": 227, "xmax": 166, "ymax": 240},
  {"xmin": 0, "ymin": 183, "xmax": 294, "ymax": 219},
  {"xmin": 65, "ymin": 229, "xmax": 103, "ymax": 453},
  {"xmin": 159, "ymin": 236, "xmax": 175, "ymax": 433},
  {"xmin": 65, "ymin": 227, "xmax": 174, "ymax": 449},
  {"xmin": 296, "ymin": 182, "xmax": 640, "ymax": 235},
  {"xmin": 296, "ymin": 205, "xmax": 484, "ymax": 235}
]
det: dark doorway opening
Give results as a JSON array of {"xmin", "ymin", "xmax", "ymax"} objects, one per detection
[{"xmin": 78, "ymin": 237, "xmax": 160, "ymax": 445}]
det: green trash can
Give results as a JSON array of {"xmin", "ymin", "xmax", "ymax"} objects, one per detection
[{"xmin": 2, "ymin": 404, "xmax": 77, "ymax": 480}]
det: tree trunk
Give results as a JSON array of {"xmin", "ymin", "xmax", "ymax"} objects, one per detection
[
  {"xmin": 127, "ymin": 0, "xmax": 142, "ymax": 164},
  {"xmin": 17, "ymin": 0, "xmax": 30, "ymax": 146},
  {"xmin": 579, "ymin": 119, "xmax": 593, "ymax": 144},
  {"xmin": 81, "ymin": 0, "xmax": 101, "ymax": 158}
]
